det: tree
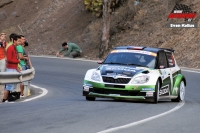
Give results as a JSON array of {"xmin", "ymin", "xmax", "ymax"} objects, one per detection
[{"xmin": 99, "ymin": 0, "xmax": 111, "ymax": 58}]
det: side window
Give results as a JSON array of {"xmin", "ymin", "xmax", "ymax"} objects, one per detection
[
  {"xmin": 166, "ymin": 52, "xmax": 175, "ymax": 67},
  {"xmin": 158, "ymin": 51, "xmax": 168, "ymax": 68}
]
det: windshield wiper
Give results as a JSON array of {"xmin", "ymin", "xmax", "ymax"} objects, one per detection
[
  {"xmin": 126, "ymin": 63, "xmax": 148, "ymax": 67},
  {"xmin": 103, "ymin": 62, "xmax": 127, "ymax": 65}
]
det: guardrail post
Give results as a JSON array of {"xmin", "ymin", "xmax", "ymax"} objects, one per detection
[
  {"xmin": 23, "ymin": 81, "xmax": 31, "ymax": 97},
  {"xmin": 15, "ymin": 83, "xmax": 20, "ymax": 92}
]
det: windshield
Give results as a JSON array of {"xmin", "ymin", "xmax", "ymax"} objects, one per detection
[{"xmin": 103, "ymin": 52, "xmax": 156, "ymax": 68}]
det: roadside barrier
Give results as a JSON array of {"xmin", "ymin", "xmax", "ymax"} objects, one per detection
[{"xmin": 0, "ymin": 67, "xmax": 35, "ymax": 97}]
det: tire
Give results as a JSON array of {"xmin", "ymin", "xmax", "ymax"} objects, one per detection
[
  {"xmin": 171, "ymin": 81, "xmax": 185, "ymax": 102},
  {"xmin": 86, "ymin": 96, "xmax": 96, "ymax": 101},
  {"xmin": 153, "ymin": 80, "xmax": 160, "ymax": 103}
]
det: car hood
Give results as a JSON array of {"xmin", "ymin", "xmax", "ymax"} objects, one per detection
[{"xmin": 99, "ymin": 64, "xmax": 150, "ymax": 77}]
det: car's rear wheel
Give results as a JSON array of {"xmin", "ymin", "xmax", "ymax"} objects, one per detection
[
  {"xmin": 153, "ymin": 80, "xmax": 160, "ymax": 103},
  {"xmin": 171, "ymin": 81, "xmax": 185, "ymax": 102},
  {"xmin": 86, "ymin": 96, "xmax": 96, "ymax": 101}
]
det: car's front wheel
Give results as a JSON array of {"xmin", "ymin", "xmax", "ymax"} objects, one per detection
[
  {"xmin": 153, "ymin": 80, "xmax": 160, "ymax": 104},
  {"xmin": 171, "ymin": 81, "xmax": 185, "ymax": 102},
  {"xmin": 86, "ymin": 96, "xmax": 96, "ymax": 101}
]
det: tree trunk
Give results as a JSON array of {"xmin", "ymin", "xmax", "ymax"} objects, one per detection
[{"xmin": 99, "ymin": 0, "xmax": 111, "ymax": 58}]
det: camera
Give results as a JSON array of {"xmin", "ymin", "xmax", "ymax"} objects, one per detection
[
  {"xmin": 24, "ymin": 41, "xmax": 29, "ymax": 46},
  {"xmin": 0, "ymin": 42, "xmax": 3, "ymax": 48}
]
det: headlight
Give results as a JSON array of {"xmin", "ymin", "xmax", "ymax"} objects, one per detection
[
  {"xmin": 131, "ymin": 75, "xmax": 150, "ymax": 84},
  {"xmin": 91, "ymin": 71, "xmax": 101, "ymax": 82}
]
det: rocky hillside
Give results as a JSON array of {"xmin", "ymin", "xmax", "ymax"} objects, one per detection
[{"xmin": 0, "ymin": 0, "xmax": 199, "ymax": 68}]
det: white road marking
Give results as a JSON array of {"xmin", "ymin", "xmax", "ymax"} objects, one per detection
[
  {"xmin": 22, "ymin": 84, "xmax": 48, "ymax": 102},
  {"xmin": 181, "ymin": 69, "xmax": 200, "ymax": 73},
  {"xmin": 0, "ymin": 84, "xmax": 48, "ymax": 104},
  {"xmin": 181, "ymin": 67, "xmax": 200, "ymax": 71},
  {"xmin": 98, "ymin": 101, "xmax": 185, "ymax": 133}
]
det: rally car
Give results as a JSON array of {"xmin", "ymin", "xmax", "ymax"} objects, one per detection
[{"xmin": 83, "ymin": 46, "xmax": 186, "ymax": 103}]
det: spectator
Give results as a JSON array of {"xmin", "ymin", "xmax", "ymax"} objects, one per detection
[
  {"xmin": 16, "ymin": 35, "xmax": 29, "ymax": 97},
  {"xmin": 0, "ymin": 32, "xmax": 8, "ymax": 45},
  {"xmin": 2, "ymin": 35, "xmax": 21, "ymax": 102},
  {"xmin": 20, "ymin": 35, "xmax": 32, "ymax": 69},
  {"xmin": 6, "ymin": 33, "xmax": 18, "ymax": 51},
  {"xmin": 56, "ymin": 42, "xmax": 82, "ymax": 58},
  {"xmin": 0, "ymin": 33, "xmax": 7, "ymax": 72},
  {"xmin": 0, "ymin": 33, "xmax": 7, "ymax": 102}
]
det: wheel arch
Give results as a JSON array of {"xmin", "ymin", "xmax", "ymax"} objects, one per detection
[
  {"xmin": 174, "ymin": 74, "xmax": 186, "ymax": 88},
  {"xmin": 182, "ymin": 76, "xmax": 186, "ymax": 86}
]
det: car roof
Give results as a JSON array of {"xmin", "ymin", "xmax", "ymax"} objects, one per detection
[{"xmin": 114, "ymin": 46, "xmax": 174, "ymax": 53}]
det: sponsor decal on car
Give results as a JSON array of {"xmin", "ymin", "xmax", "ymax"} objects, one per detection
[
  {"xmin": 84, "ymin": 86, "xmax": 90, "ymax": 91},
  {"xmin": 106, "ymin": 73, "xmax": 127, "ymax": 77},
  {"xmin": 111, "ymin": 50, "xmax": 118, "ymax": 53},
  {"xmin": 142, "ymin": 88, "xmax": 154, "ymax": 91},
  {"xmin": 146, "ymin": 92, "xmax": 154, "ymax": 96},
  {"xmin": 106, "ymin": 73, "xmax": 117, "ymax": 76},
  {"xmin": 174, "ymin": 87, "xmax": 178, "ymax": 94},
  {"xmin": 111, "ymin": 50, "xmax": 157, "ymax": 57},
  {"xmin": 83, "ymin": 83, "xmax": 93, "ymax": 91},
  {"xmin": 150, "ymin": 53, "xmax": 157, "ymax": 57},
  {"xmin": 105, "ymin": 66, "xmax": 137, "ymax": 72},
  {"xmin": 159, "ymin": 85, "xmax": 169, "ymax": 95},
  {"xmin": 158, "ymin": 69, "xmax": 162, "ymax": 75},
  {"xmin": 108, "ymin": 94, "xmax": 120, "ymax": 96},
  {"xmin": 161, "ymin": 69, "xmax": 168, "ymax": 79},
  {"xmin": 84, "ymin": 83, "xmax": 92, "ymax": 87}
]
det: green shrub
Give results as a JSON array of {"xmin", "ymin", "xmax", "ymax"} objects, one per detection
[{"xmin": 83, "ymin": 0, "xmax": 126, "ymax": 17}]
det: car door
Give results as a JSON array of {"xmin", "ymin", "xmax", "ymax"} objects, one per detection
[
  {"xmin": 157, "ymin": 51, "xmax": 171, "ymax": 97},
  {"xmin": 165, "ymin": 52, "xmax": 178, "ymax": 91}
]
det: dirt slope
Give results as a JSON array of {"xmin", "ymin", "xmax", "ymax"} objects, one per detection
[
  {"xmin": 0, "ymin": 0, "xmax": 199, "ymax": 68},
  {"xmin": 0, "ymin": 0, "xmax": 96, "ymax": 55}
]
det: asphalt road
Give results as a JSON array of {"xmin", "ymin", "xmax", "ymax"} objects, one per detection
[{"xmin": 0, "ymin": 57, "xmax": 200, "ymax": 133}]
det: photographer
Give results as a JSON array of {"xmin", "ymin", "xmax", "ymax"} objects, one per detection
[{"xmin": 56, "ymin": 42, "xmax": 82, "ymax": 58}]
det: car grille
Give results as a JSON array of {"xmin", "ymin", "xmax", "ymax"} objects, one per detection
[
  {"xmin": 102, "ymin": 76, "xmax": 131, "ymax": 84},
  {"xmin": 90, "ymin": 87, "xmax": 143, "ymax": 96}
]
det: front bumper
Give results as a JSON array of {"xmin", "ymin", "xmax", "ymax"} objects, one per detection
[
  {"xmin": 84, "ymin": 91, "xmax": 146, "ymax": 100},
  {"xmin": 83, "ymin": 81, "xmax": 156, "ymax": 101}
]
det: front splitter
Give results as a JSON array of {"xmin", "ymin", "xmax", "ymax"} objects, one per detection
[{"xmin": 88, "ymin": 92, "xmax": 146, "ymax": 100}]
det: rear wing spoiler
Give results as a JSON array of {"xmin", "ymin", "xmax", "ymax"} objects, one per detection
[{"xmin": 161, "ymin": 48, "xmax": 175, "ymax": 53}]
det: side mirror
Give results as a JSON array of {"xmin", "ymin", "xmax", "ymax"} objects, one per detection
[
  {"xmin": 97, "ymin": 60, "xmax": 103, "ymax": 64},
  {"xmin": 159, "ymin": 65, "xmax": 165, "ymax": 69}
]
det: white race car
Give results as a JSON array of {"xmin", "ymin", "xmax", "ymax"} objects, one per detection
[{"xmin": 83, "ymin": 46, "xmax": 186, "ymax": 103}]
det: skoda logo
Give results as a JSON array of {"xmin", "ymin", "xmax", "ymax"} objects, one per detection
[{"xmin": 113, "ymin": 75, "xmax": 118, "ymax": 79}]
